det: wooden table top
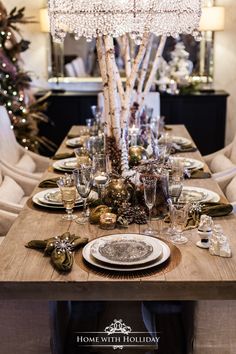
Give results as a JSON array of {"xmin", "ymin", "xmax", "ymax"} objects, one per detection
[{"xmin": 0, "ymin": 125, "xmax": 236, "ymax": 301}]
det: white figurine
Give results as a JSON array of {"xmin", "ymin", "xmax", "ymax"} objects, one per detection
[
  {"xmin": 197, "ymin": 214, "xmax": 213, "ymax": 249},
  {"xmin": 209, "ymin": 224, "xmax": 232, "ymax": 258}
]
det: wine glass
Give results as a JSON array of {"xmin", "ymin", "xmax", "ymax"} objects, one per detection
[
  {"xmin": 169, "ymin": 203, "xmax": 190, "ymax": 244},
  {"xmin": 168, "ymin": 177, "xmax": 183, "ymax": 204},
  {"xmin": 143, "ymin": 177, "xmax": 157, "ymax": 236},
  {"xmin": 73, "ymin": 167, "xmax": 94, "ymax": 224},
  {"xmin": 57, "ymin": 175, "xmax": 77, "ymax": 221},
  {"xmin": 74, "ymin": 147, "xmax": 91, "ymax": 168},
  {"xmin": 93, "ymin": 154, "xmax": 109, "ymax": 199}
]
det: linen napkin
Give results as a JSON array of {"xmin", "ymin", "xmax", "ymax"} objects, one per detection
[
  {"xmin": 171, "ymin": 143, "xmax": 197, "ymax": 154},
  {"xmin": 188, "ymin": 170, "xmax": 211, "ymax": 179},
  {"xmin": 185, "ymin": 202, "xmax": 233, "ymax": 229},
  {"xmin": 52, "ymin": 152, "xmax": 75, "ymax": 160},
  {"xmin": 26, "ymin": 232, "xmax": 88, "ymax": 272},
  {"xmin": 67, "ymin": 133, "xmax": 80, "ymax": 139},
  {"xmin": 38, "ymin": 178, "xmax": 58, "ymax": 188},
  {"xmin": 165, "ymin": 202, "xmax": 233, "ymax": 230}
]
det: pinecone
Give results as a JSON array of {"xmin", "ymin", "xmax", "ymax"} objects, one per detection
[
  {"xmin": 133, "ymin": 206, "xmax": 148, "ymax": 225},
  {"xmin": 106, "ymin": 136, "xmax": 121, "ymax": 174},
  {"xmin": 117, "ymin": 202, "xmax": 134, "ymax": 224}
]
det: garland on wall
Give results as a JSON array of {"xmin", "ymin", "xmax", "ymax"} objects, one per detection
[{"xmin": 0, "ymin": 2, "xmax": 55, "ymax": 153}]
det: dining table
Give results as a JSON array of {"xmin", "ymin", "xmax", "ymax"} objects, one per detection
[{"xmin": 0, "ymin": 124, "xmax": 236, "ymax": 301}]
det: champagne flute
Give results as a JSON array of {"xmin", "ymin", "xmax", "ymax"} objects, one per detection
[
  {"xmin": 73, "ymin": 167, "xmax": 94, "ymax": 224},
  {"xmin": 57, "ymin": 175, "xmax": 77, "ymax": 221},
  {"xmin": 143, "ymin": 177, "xmax": 157, "ymax": 236}
]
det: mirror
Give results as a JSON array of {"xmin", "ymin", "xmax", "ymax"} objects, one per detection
[{"xmin": 49, "ymin": 34, "xmax": 201, "ymax": 81}]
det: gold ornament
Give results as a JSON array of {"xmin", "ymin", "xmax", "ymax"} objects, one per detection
[
  {"xmin": 89, "ymin": 205, "xmax": 110, "ymax": 224},
  {"xmin": 103, "ymin": 178, "xmax": 132, "ymax": 208},
  {"xmin": 129, "ymin": 146, "xmax": 148, "ymax": 166}
]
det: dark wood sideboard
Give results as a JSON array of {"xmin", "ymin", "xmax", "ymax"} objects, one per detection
[{"xmin": 36, "ymin": 90, "xmax": 229, "ymax": 156}]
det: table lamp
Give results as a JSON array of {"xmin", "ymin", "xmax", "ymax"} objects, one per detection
[{"xmin": 199, "ymin": 6, "xmax": 225, "ymax": 89}]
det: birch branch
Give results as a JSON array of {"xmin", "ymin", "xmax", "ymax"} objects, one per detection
[
  {"xmin": 124, "ymin": 35, "xmax": 131, "ymax": 78},
  {"xmin": 144, "ymin": 35, "xmax": 167, "ymax": 94},
  {"xmin": 96, "ymin": 36, "xmax": 111, "ymax": 136},
  {"xmin": 137, "ymin": 34, "xmax": 153, "ymax": 95},
  {"xmin": 104, "ymin": 35, "xmax": 121, "ymax": 146},
  {"xmin": 114, "ymin": 60, "xmax": 125, "ymax": 107},
  {"xmin": 120, "ymin": 32, "xmax": 150, "ymax": 130}
]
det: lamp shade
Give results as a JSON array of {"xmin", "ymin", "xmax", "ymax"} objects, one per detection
[
  {"xmin": 199, "ymin": 6, "xmax": 225, "ymax": 31},
  {"xmin": 40, "ymin": 8, "xmax": 50, "ymax": 33}
]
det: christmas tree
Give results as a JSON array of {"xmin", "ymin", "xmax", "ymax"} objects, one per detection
[{"xmin": 0, "ymin": 2, "xmax": 55, "ymax": 153}]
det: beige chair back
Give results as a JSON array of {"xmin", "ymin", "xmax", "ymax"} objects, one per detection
[{"xmin": 0, "ymin": 106, "xmax": 20, "ymax": 164}]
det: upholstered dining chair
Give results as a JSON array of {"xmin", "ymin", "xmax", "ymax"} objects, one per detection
[
  {"xmin": 0, "ymin": 105, "xmax": 49, "ymax": 181},
  {"xmin": 98, "ymin": 91, "xmax": 161, "ymax": 122},
  {"xmin": 0, "ymin": 162, "xmax": 36, "ymax": 215},
  {"xmin": 215, "ymin": 169, "xmax": 236, "ymax": 212},
  {"xmin": 204, "ymin": 134, "xmax": 236, "ymax": 176}
]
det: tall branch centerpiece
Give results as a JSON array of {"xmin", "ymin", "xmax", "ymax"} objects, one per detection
[{"xmin": 48, "ymin": 0, "xmax": 201, "ymax": 174}]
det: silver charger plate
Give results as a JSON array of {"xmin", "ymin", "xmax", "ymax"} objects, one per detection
[
  {"xmin": 90, "ymin": 234, "xmax": 163, "ymax": 266},
  {"xmin": 83, "ymin": 236, "xmax": 171, "ymax": 272}
]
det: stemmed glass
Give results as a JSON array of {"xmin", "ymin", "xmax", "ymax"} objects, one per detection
[
  {"xmin": 91, "ymin": 105, "xmax": 103, "ymax": 131},
  {"xmin": 143, "ymin": 177, "xmax": 157, "ymax": 236},
  {"xmin": 168, "ymin": 177, "xmax": 183, "ymax": 204},
  {"xmin": 57, "ymin": 174, "xmax": 77, "ymax": 221},
  {"xmin": 169, "ymin": 203, "xmax": 190, "ymax": 244},
  {"xmin": 74, "ymin": 147, "xmax": 91, "ymax": 168},
  {"xmin": 73, "ymin": 166, "xmax": 94, "ymax": 224},
  {"xmin": 93, "ymin": 154, "xmax": 109, "ymax": 199}
]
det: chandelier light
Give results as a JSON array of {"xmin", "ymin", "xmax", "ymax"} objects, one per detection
[{"xmin": 48, "ymin": 0, "xmax": 202, "ymax": 43}]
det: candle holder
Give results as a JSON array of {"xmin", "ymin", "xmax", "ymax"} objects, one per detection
[{"xmin": 100, "ymin": 212, "xmax": 117, "ymax": 230}]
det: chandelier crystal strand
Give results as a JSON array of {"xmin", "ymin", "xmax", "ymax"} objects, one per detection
[{"xmin": 48, "ymin": 0, "xmax": 201, "ymax": 42}]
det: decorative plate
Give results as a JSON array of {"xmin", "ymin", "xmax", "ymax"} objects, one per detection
[
  {"xmin": 83, "ymin": 237, "xmax": 170, "ymax": 272},
  {"xmin": 90, "ymin": 234, "xmax": 163, "ymax": 266},
  {"xmin": 66, "ymin": 137, "xmax": 86, "ymax": 147}
]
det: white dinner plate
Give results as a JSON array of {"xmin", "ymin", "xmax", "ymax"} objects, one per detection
[
  {"xmin": 82, "ymin": 236, "xmax": 170, "ymax": 272},
  {"xmin": 32, "ymin": 189, "xmax": 97, "ymax": 209},
  {"xmin": 171, "ymin": 157, "xmax": 204, "ymax": 171},
  {"xmin": 66, "ymin": 137, "xmax": 87, "ymax": 147},
  {"xmin": 179, "ymin": 186, "xmax": 220, "ymax": 203},
  {"xmin": 52, "ymin": 157, "xmax": 78, "ymax": 172},
  {"xmin": 90, "ymin": 234, "xmax": 163, "ymax": 266},
  {"xmin": 37, "ymin": 188, "xmax": 81, "ymax": 205}
]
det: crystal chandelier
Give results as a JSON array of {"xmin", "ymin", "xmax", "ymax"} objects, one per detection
[{"xmin": 48, "ymin": 0, "xmax": 201, "ymax": 43}]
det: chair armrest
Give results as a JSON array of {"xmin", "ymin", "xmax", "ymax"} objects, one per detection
[
  {"xmin": 0, "ymin": 209, "xmax": 17, "ymax": 236},
  {"xmin": 0, "ymin": 162, "xmax": 37, "ymax": 195},
  {"xmin": 213, "ymin": 167, "xmax": 236, "ymax": 191},
  {"xmin": 203, "ymin": 143, "xmax": 233, "ymax": 165},
  {"xmin": 0, "ymin": 159, "xmax": 42, "ymax": 181},
  {"xmin": 18, "ymin": 145, "xmax": 49, "ymax": 172},
  {"xmin": 0, "ymin": 200, "xmax": 23, "ymax": 214}
]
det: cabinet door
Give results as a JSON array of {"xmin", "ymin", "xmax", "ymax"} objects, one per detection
[{"xmin": 161, "ymin": 94, "xmax": 227, "ymax": 155}]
